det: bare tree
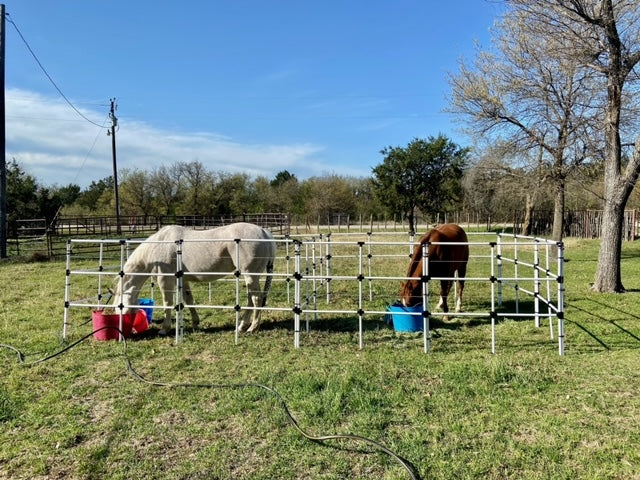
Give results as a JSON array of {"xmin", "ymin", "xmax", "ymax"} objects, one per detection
[
  {"xmin": 449, "ymin": 4, "xmax": 599, "ymax": 244},
  {"xmin": 505, "ymin": 0, "xmax": 640, "ymax": 292},
  {"xmin": 463, "ymin": 144, "xmax": 552, "ymax": 233},
  {"xmin": 302, "ymin": 175, "xmax": 360, "ymax": 225}
]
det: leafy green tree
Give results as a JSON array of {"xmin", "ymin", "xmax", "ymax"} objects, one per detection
[
  {"xmin": 219, "ymin": 173, "xmax": 253, "ymax": 215},
  {"xmin": 52, "ymin": 184, "xmax": 81, "ymax": 206},
  {"xmin": 372, "ymin": 135, "xmax": 469, "ymax": 232},
  {"xmin": 36, "ymin": 187, "xmax": 71, "ymax": 226},
  {"xmin": 6, "ymin": 159, "xmax": 39, "ymax": 235},
  {"xmin": 252, "ymin": 176, "xmax": 275, "ymax": 212},
  {"xmin": 178, "ymin": 161, "xmax": 214, "ymax": 216},
  {"xmin": 270, "ymin": 170, "xmax": 296, "ymax": 187},
  {"xmin": 270, "ymin": 173, "xmax": 302, "ymax": 214},
  {"xmin": 150, "ymin": 164, "xmax": 184, "ymax": 216},
  {"xmin": 73, "ymin": 177, "xmax": 113, "ymax": 211},
  {"xmin": 119, "ymin": 169, "xmax": 155, "ymax": 216},
  {"xmin": 351, "ymin": 178, "xmax": 381, "ymax": 218}
]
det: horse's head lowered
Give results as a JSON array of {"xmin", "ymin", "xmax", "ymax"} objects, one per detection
[{"xmin": 400, "ymin": 246, "xmax": 425, "ymax": 307}]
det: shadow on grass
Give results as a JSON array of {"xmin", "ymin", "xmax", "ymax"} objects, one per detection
[
  {"xmin": 439, "ymin": 298, "xmax": 549, "ymax": 328},
  {"xmin": 264, "ymin": 315, "xmax": 397, "ymax": 333},
  {"xmin": 136, "ymin": 297, "xmax": 570, "ymax": 348},
  {"xmin": 152, "ymin": 301, "xmax": 544, "ymax": 338},
  {"xmin": 190, "ymin": 314, "xmax": 392, "ymax": 336},
  {"xmin": 566, "ymin": 298, "xmax": 640, "ymax": 351}
]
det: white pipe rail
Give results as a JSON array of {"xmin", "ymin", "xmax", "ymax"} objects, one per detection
[{"xmin": 62, "ymin": 231, "xmax": 566, "ymax": 355}]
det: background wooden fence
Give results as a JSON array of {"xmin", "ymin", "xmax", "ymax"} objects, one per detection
[
  {"xmin": 7, "ymin": 210, "xmax": 639, "ymax": 260},
  {"xmin": 8, "ymin": 213, "xmax": 290, "ymax": 259}
]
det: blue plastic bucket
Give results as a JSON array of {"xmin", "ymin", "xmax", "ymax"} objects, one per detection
[
  {"xmin": 386, "ymin": 303, "xmax": 423, "ymax": 332},
  {"xmin": 138, "ymin": 298, "xmax": 155, "ymax": 324}
]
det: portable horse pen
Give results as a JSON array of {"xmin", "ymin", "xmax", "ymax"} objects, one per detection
[{"xmin": 62, "ymin": 230, "xmax": 565, "ymax": 355}]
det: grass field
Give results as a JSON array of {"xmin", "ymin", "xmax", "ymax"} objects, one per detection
[{"xmin": 2, "ymin": 234, "xmax": 640, "ymax": 479}]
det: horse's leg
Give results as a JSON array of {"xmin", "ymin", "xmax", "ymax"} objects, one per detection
[
  {"xmin": 244, "ymin": 275, "xmax": 264, "ymax": 333},
  {"xmin": 438, "ymin": 279, "xmax": 452, "ymax": 321},
  {"xmin": 237, "ymin": 276, "xmax": 253, "ymax": 333},
  {"xmin": 455, "ymin": 264, "xmax": 467, "ymax": 314},
  {"xmin": 157, "ymin": 275, "xmax": 174, "ymax": 336},
  {"xmin": 183, "ymin": 280, "xmax": 200, "ymax": 330}
]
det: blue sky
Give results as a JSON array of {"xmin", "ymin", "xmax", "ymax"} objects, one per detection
[{"xmin": 4, "ymin": 1, "xmax": 503, "ymax": 188}]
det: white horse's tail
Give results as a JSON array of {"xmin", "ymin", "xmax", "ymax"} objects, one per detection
[{"xmin": 262, "ymin": 260, "xmax": 274, "ymax": 307}]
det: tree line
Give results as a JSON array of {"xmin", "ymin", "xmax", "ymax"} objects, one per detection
[
  {"xmin": 5, "ymin": 135, "xmax": 468, "ymax": 234},
  {"xmin": 7, "ymin": 131, "xmax": 625, "ymax": 239}
]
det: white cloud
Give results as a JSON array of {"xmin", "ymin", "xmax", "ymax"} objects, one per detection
[{"xmin": 5, "ymin": 88, "xmax": 326, "ymax": 187}]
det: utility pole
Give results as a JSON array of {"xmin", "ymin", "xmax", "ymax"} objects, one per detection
[
  {"xmin": 108, "ymin": 98, "xmax": 121, "ymax": 235},
  {"xmin": 0, "ymin": 4, "xmax": 6, "ymax": 258}
]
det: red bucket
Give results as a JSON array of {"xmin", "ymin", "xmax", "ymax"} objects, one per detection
[{"xmin": 92, "ymin": 310, "xmax": 149, "ymax": 340}]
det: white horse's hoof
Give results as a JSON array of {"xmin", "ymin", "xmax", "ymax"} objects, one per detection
[{"xmin": 158, "ymin": 329, "xmax": 168, "ymax": 336}]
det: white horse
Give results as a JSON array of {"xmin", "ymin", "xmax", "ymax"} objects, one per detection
[{"xmin": 112, "ymin": 223, "xmax": 277, "ymax": 335}]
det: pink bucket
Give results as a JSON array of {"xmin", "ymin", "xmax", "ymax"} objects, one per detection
[{"xmin": 92, "ymin": 310, "xmax": 148, "ymax": 340}]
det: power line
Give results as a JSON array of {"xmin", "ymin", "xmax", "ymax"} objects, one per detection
[
  {"xmin": 5, "ymin": 12, "xmax": 107, "ymax": 129},
  {"xmin": 70, "ymin": 114, "xmax": 111, "ymax": 186}
]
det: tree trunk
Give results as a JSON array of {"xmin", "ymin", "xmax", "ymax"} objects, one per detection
[
  {"xmin": 522, "ymin": 193, "xmax": 533, "ymax": 236},
  {"xmin": 593, "ymin": 137, "xmax": 640, "ymax": 292},
  {"xmin": 551, "ymin": 178, "xmax": 565, "ymax": 244},
  {"xmin": 592, "ymin": 3, "xmax": 629, "ymax": 293},
  {"xmin": 407, "ymin": 209, "xmax": 415, "ymax": 233},
  {"xmin": 592, "ymin": 200, "xmax": 625, "ymax": 292}
]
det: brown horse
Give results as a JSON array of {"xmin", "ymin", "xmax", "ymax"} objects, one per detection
[{"xmin": 401, "ymin": 223, "xmax": 469, "ymax": 320}]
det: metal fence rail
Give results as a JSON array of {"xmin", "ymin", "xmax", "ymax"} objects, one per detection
[{"xmin": 63, "ymin": 231, "xmax": 565, "ymax": 355}]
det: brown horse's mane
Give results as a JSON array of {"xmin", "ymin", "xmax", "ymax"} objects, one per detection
[{"xmin": 406, "ymin": 230, "xmax": 434, "ymax": 278}]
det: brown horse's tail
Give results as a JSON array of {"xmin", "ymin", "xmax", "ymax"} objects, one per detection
[{"xmin": 261, "ymin": 260, "xmax": 274, "ymax": 307}]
